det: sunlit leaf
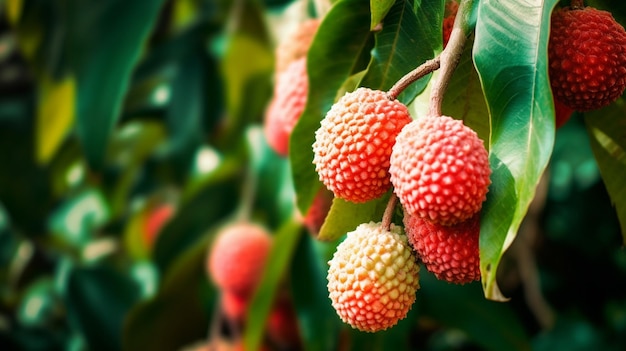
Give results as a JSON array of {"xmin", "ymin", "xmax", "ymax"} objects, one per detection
[
  {"xmin": 317, "ymin": 193, "xmax": 390, "ymax": 241},
  {"xmin": 370, "ymin": 0, "xmax": 395, "ymax": 29},
  {"xmin": 473, "ymin": 0, "xmax": 559, "ymax": 301},
  {"xmin": 290, "ymin": 0, "xmax": 373, "ymax": 215},
  {"xmin": 585, "ymin": 101, "xmax": 626, "ymax": 242},
  {"xmin": 35, "ymin": 74, "xmax": 75, "ymax": 164}
]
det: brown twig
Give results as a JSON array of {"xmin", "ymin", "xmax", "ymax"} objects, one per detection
[{"xmin": 386, "ymin": 57, "xmax": 441, "ymax": 100}]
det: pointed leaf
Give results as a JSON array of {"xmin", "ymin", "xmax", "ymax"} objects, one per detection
[
  {"xmin": 317, "ymin": 193, "xmax": 390, "ymax": 241},
  {"xmin": 370, "ymin": 0, "xmax": 395, "ymax": 29},
  {"xmin": 36, "ymin": 74, "xmax": 75, "ymax": 164},
  {"xmin": 69, "ymin": 0, "xmax": 167, "ymax": 169},
  {"xmin": 473, "ymin": 0, "xmax": 558, "ymax": 301},
  {"xmin": 585, "ymin": 102, "xmax": 626, "ymax": 242},
  {"xmin": 290, "ymin": 0, "xmax": 373, "ymax": 214},
  {"xmin": 361, "ymin": 0, "xmax": 443, "ymax": 104}
]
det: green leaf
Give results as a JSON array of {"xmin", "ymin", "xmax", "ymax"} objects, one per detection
[
  {"xmin": 36, "ymin": 73, "xmax": 75, "ymax": 164},
  {"xmin": 585, "ymin": 102, "xmax": 626, "ymax": 242},
  {"xmin": 290, "ymin": 0, "xmax": 373, "ymax": 215},
  {"xmin": 361, "ymin": 0, "xmax": 443, "ymax": 104},
  {"xmin": 123, "ymin": 233, "xmax": 213, "ymax": 351},
  {"xmin": 419, "ymin": 271, "xmax": 531, "ymax": 351},
  {"xmin": 290, "ymin": 235, "xmax": 342, "ymax": 351},
  {"xmin": 68, "ymin": 0, "xmax": 167, "ymax": 169},
  {"xmin": 370, "ymin": 0, "xmax": 395, "ymax": 29},
  {"xmin": 64, "ymin": 266, "xmax": 142, "ymax": 351},
  {"xmin": 244, "ymin": 220, "xmax": 303, "ymax": 351},
  {"xmin": 317, "ymin": 193, "xmax": 390, "ymax": 241},
  {"xmin": 473, "ymin": 0, "xmax": 558, "ymax": 301}
]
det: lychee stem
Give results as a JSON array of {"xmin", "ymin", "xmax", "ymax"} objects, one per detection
[
  {"xmin": 381, "ymin": 193, "xmax": 398, "ymax": 231},
  {"xmin": 428, "ymin": 0, "xmax": 474, "ymax": 116},
  {"xmin": 387, "ymin": 57, "xmax": 441, "ymax": 100}
]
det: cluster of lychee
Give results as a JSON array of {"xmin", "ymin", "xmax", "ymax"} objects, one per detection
[
  {"xmin": 205, "ymin": 222, "xmax": 300, "ymax": 349},
  {"xmin": 312, "ymin": 82, "xmax": 491, "ymax": 332}
]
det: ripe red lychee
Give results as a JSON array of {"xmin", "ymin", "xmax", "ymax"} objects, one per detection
[
  {"xmin": 207, "ymin": 222, "xmax": 273, "ymax": 298},
  {"xmin": 390, "ymin": 115, "xmax": 491, "ymax": 226},
  {"xmin": 313, "ymin": 88, "xmax": 413, "ymax": 203},
  {"xmin": 142, "ymin": 203, "xmax": 175, "ymax": 247},
  {"xmin": 264, "ymin": 57, "xmax": 308, "ymax": 156},
  {"xmin": 554, "ymin": 98, "xmax": 575, "ymax": 128},
  {"xmin": 404, "ymin": 212, "xmax": 480, "ymax": 284},
  {"xmin": 275, "ymin": 18, "xmax": 321, "ymax": 73},
  {"xmin": 548, "ymin": 6, "xmax": 626, "ymax": 112},
  {"xmin": 220, "ymin": 290, "xmax": 248, "ymax": 322},
  {"xmin": 326, "ymin": 222, "xmax": 420, "ymax": 332},
  {"xmin": 266, "ymin": 293, "xmax": 301, "ymax": 348},
  {"xmin": 442, "ymin": 1, "xmax": 458, "ymax": 47},
  {"xmin": 299, "ymin": 187, "xmax": 334, "ymax": 236}
]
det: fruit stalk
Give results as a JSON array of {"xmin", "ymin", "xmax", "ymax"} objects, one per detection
[
  {"xmin": 428, "ymin": 0, "xmax": 474, "ymax": 116},
  {"xmin": 381, "ymin": 193, "xmax": 398, "ymax": 231},
  {"xmin": 386, "ymin": 57, "xmax": 441, "ymax": 101}
]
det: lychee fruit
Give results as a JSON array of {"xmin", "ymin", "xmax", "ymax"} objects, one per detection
[
  {"xmin": 299, "ymin": 187, "xmax": 334, "ymax": 236},
  {"xmin": 207, "ymin": 222, "xmax": 273, "ymax": 298},
  {"xmin": 275, "ymin": 18, "xmax": 321, "ymax": 73},
  {"xmin": 404, "ymin": 212, "xmax": 480, "ymax": 284},
  {"xmin": 390, "ymin": 115, "xmax": 491, "ymax": 226},
  {"xmin": 313, "ymin": 88, "xmax": 413, "ymax": 203},
  {"xmin": 548, "ymin": 6, "xmax": 626, "ymax": 112},
  {"xmin": 142, "ymin": 203, "xmax": 175, "ymax": 247},
  {"xmin": 442, "ymin": 1, "xmax": 458, "ymax": 47},
  {"xmin": 266, "ymin": 293, "xmax": 301, "ymax": 348},
  {"xmin": 220, "ymin": 290, "xmax": 248, "ymax": 322},
  {"xmin": 264, "ymin": 57, "xmax": 308, "ymax": 156},
  {"xmin": 326, "ymin": 222, "xmax": 420, "ymax": 332},
  {"xmin": 554, "ymin": 98, "xmax": 575, "ymax": 128}
]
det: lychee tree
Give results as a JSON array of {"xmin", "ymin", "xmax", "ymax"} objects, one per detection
[{"xmin": 1, "ymin": 0, "xmax": 626, "ymax": 350}]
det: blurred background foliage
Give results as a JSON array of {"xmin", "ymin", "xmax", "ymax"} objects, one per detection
[{"xmin": 0, "ymin": 0, "xmax": 625, "ymax": 350}]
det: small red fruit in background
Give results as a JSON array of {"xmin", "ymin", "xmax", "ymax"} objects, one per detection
[
  {"xmin": 142, "ymin": 203, "xmax": 175, "ymax": 248},
  {"xmin": 554, "ymin": 98, "xmax": 575, "ymax": 128},
  {"xmin": 548, "ymin": 6, "xmax": 626, "ymax": 112}
]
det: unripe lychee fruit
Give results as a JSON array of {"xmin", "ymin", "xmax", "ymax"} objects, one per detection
[
  {"xmin": 327, "ymin": 222, "xmax": 420, "ymax": 332},
  {"xmin": 207, "ymin": 223, "xmax": 273, "ymax": 297},
  {"xmin": 390, "ymin": 115, "xmax": 491, "ymax": 226},
  {"xmin": 404, "ymin": 212, "xmax": 480, "ymax": 284},
  {"xmin": 313, "ymin": 88, "xmax": 413, "ymax": 203},
  {"xmin": 264, "ymin": 57, "xmax": 308, "ymax": 156},
  {"xmin": 275, "ymin": 18, "xmax": 321, "ymax": 73},
  {"xmin": 548, "ymin": 6, "xmax": 626, "ymax": 112}
]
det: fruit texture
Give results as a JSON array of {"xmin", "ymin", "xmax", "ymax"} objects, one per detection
[
  {"xmin": 313, "ymin": 88, "xmax": 412, "ymax": 203},
  {"xmin": 390, "ymin": 115, "xmax": 491, "ymax": 226},
  {"xmin": 275, "ymin": 18, "xmax": 321, "ymax": 73},
  {"xmin": 327, "ymin": 222, "xmax": 420, "ymax": 332},
  {"xmin": 548, "ymin": 6, "xmax": 626, "ymax": 112},
  {"xmin": 404, "ymin": 212, "xmax": 480, "ymax": 284},
  {"xmin": 264, "ymin": 57, "xmax": 308, "ymax": 156},
  {"xmin": 207, "ymin": 222, "xmax": 273, "ymax": 298}
]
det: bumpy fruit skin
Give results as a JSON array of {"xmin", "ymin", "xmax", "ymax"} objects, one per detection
[
  {"xmin": 390, "ymin": 115, "xmax": 491, "ymax": 226},
  {"xmin": 327, "ymin": 222, "xmax": 420, "ymax": 332},
  {"xmin": 275, "ymin": 18, "xmax": 321, "ymax": 73},
  {"xmin": 404, "ymin": 212, "xmax": 480, "ymax": 284},
  {"xmin": 264, "ymin": 57, "xmax": 308, "ymax": 156},
  {"xmin": 548, "ymin": 7, "xmax": 626, "ymax": 112},
  {"xmin": 207, "ymin": 223, "xmax": 273, "ymax": 297},
  {"xmin": 313, "ymin": 88, "xmax": 413, "ymax": 203}
]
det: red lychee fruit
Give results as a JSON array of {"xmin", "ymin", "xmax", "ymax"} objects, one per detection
[
  {"xmin": 327, "ymin": 222, "xmax": 420, "ymax": 332},
  {"xmin": 313, "ymin": 88, "xmax": 413, "ymax": 203},
  {"xmin": 390, "ymin": 115, "xmax": 491, "ymax": 226},
  {"xmin": 207, "ymin": 222, "xmax": 273, "ymax": 298},
  {"xmin": 554, "ymin": 98, "xmax": 575, "ymax": 128},
  {"xmin": 548, "ymin": 6, "xmax": 626, "ymax": 112},
  {"xmin": 220, "ymin": 290, "xmax": 248, "ymax": 322},
  {"xmin": 142, "ymin": 203, "xmax": 175, "ymax": 247},
  {"xmin": 275, "ymin": 18, "xmax": 321, "ymax": 73},
  {"xmin": 442, "ymin": 1, "xmax": 458, "ymax": 47},
  {"xmin": 264, "ymin": 57, "xmax": 308, "ymax": 156},
  {"xmin": 299, "ymin": 187, "xmax": 334, "ymax": 236},
  {"xmin": 404, "ymin": 212, "xmax": 480, "ymax": 284},
  {"xmin": 266, "ymin": 293, "xmax": 301, "ymax": 348}
]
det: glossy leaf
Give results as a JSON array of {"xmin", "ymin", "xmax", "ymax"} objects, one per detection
[
  {"xmin": 473, "ymin": 0, "xmax": 558, "ymax": 301},
  {"xmin": 36, "ymin": 74, "xmax": 75, "ymax": 164},
  {"xmin": 290, "ymin": 0, "xmax": 373, "ymax": 215},
  {"xmin": 290, "ymin": 234, "xmax": 341, "ymax": 351},
  {"xmin": 64, "ymin": 266, "xmax": 142, "ymax": 351},
  {"xmin": 370, "ymin": 0, "xmax": 395, "ymax": 29},
  {"xmin": 68, "ymin": 0, "xmax": 166, "ymax": 169},
  {"xmin": 361, "ymin": 0, "xmax": 442, "ymax": 104},
  {"xmin": 585, "ymin": 101, "xmax": 626, "ymax": 242},
  {"xmin": 317, "ymin": 193, "xmax": 391, "ymax": 241},
  {"xmin": 419, "ymin": 271, "xmax": 531, "ymax": 351},
  {"xmin": 244, "ymin": 219, "xmax": 303, "ymax": 351}
]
